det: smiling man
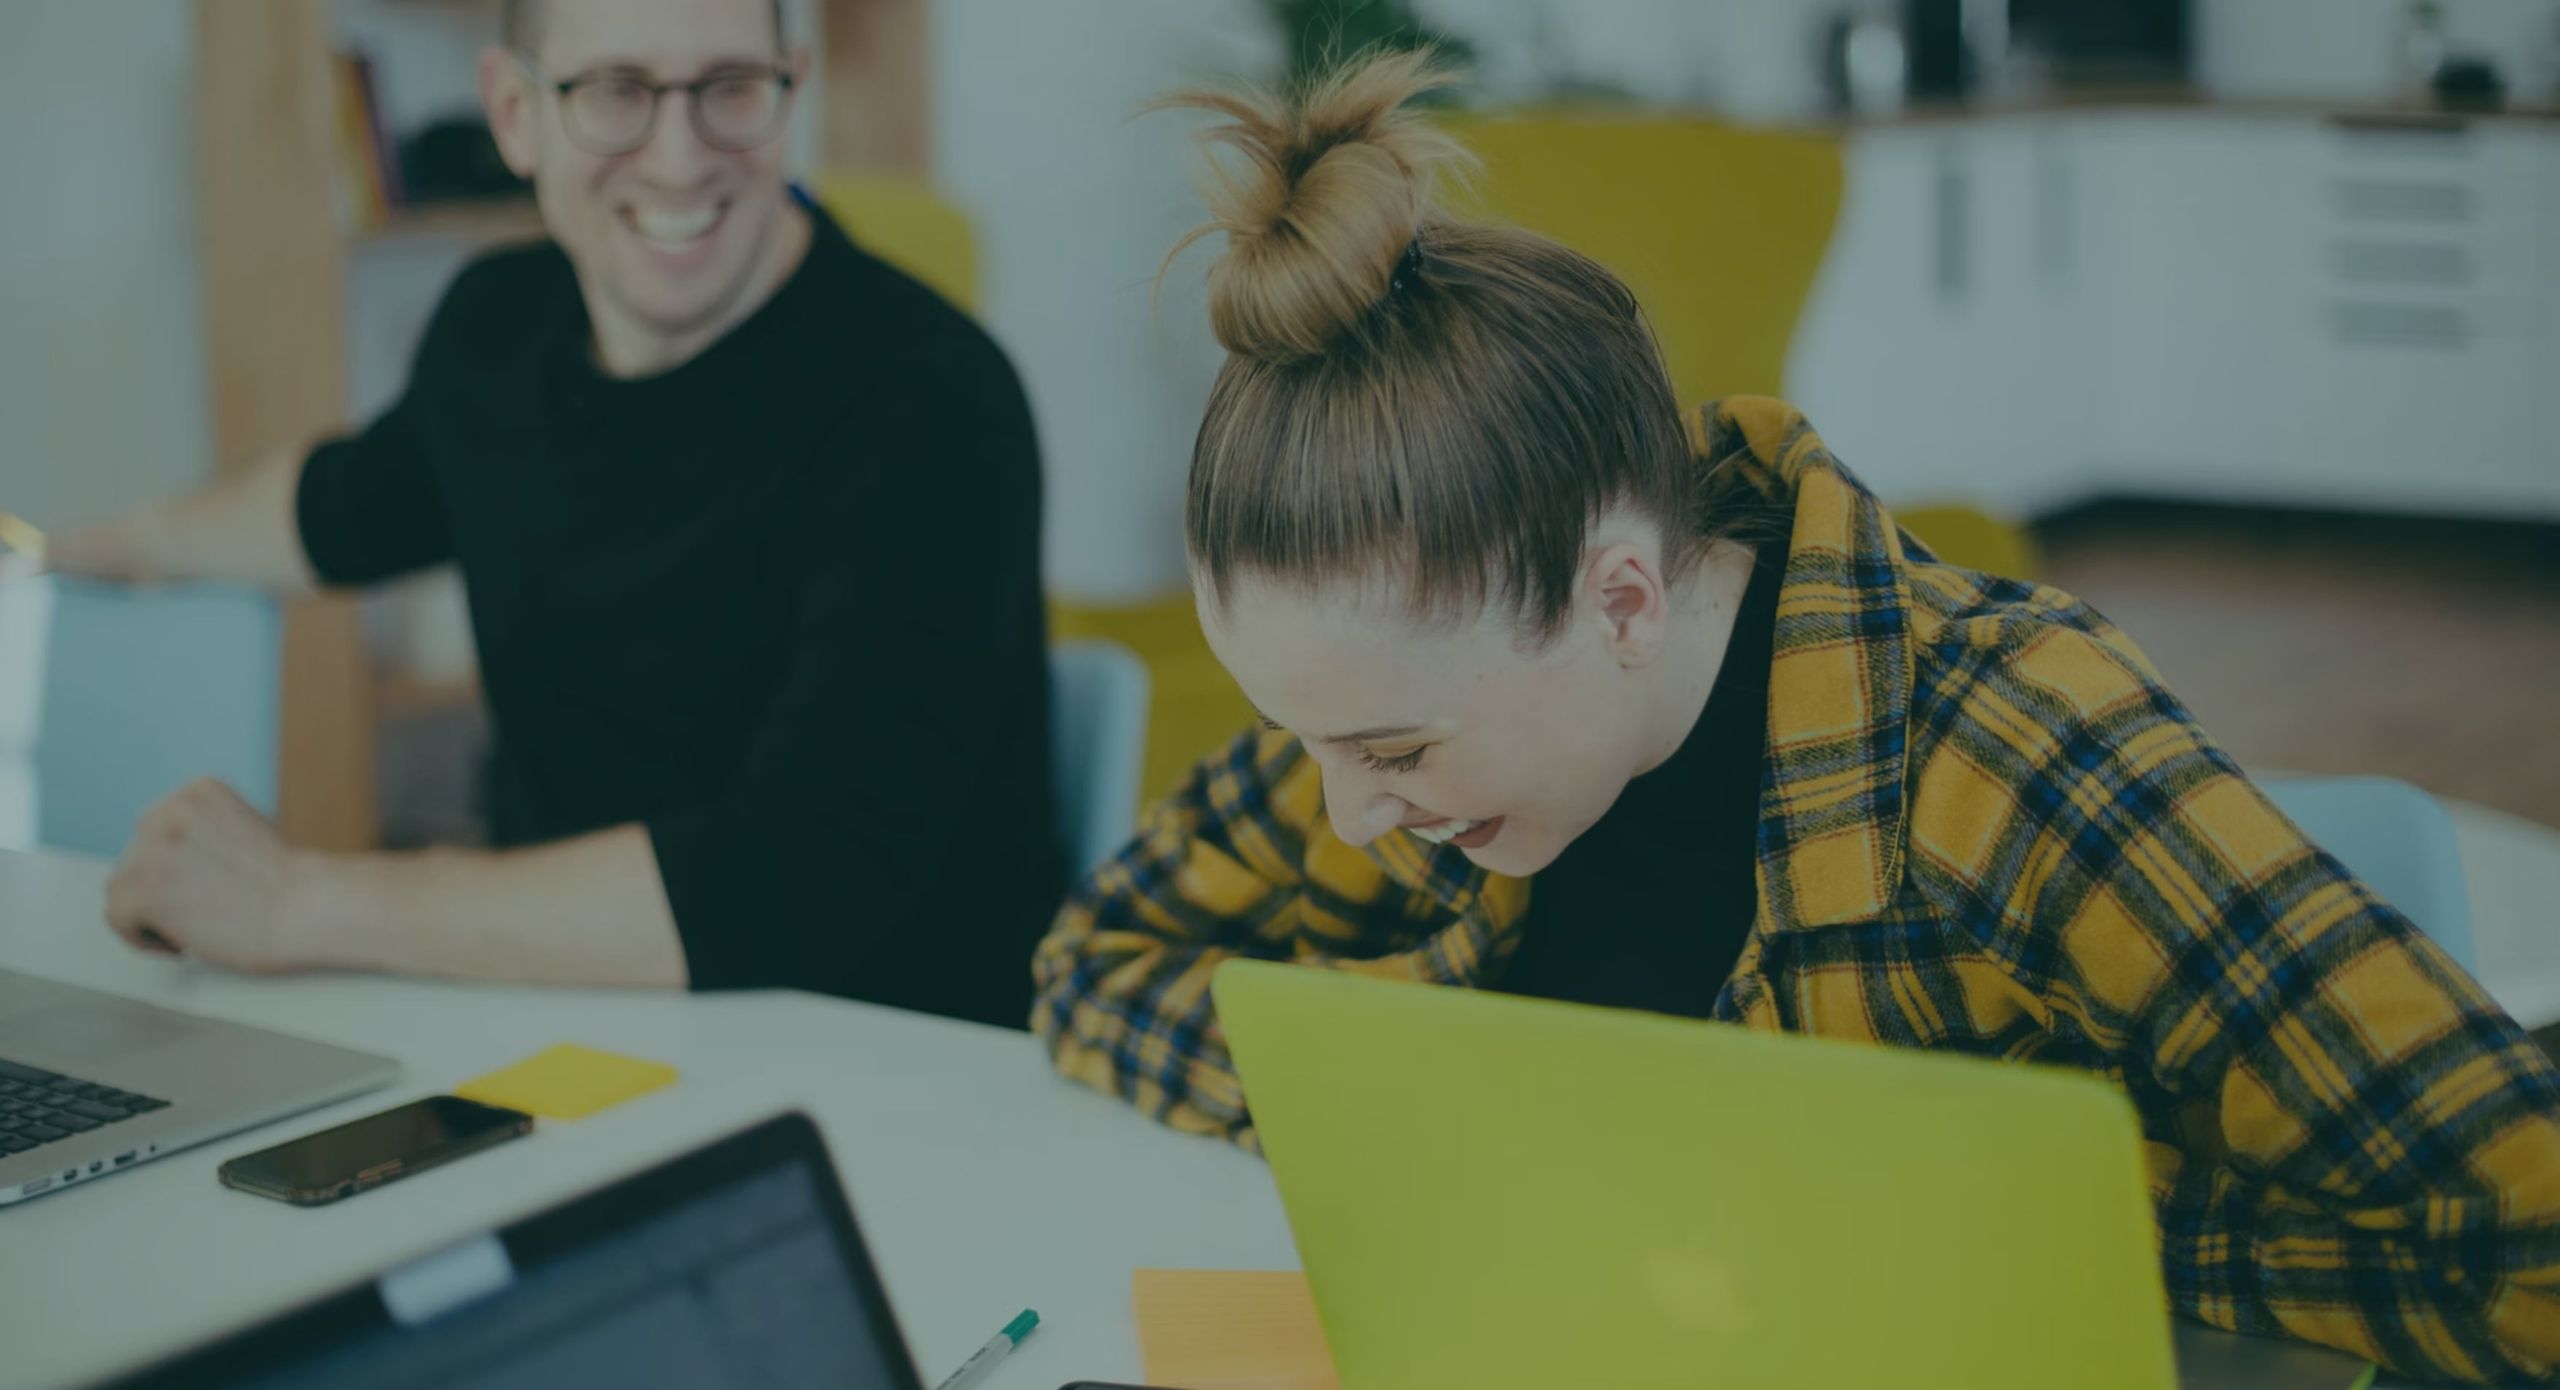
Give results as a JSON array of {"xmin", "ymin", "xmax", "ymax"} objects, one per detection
[{"xmin": 47, "ymin": 0, "xmax": 1065, "ymax": 1027}]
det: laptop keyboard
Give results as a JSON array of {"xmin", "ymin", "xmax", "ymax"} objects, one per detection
[{"xmin": 0, "ymin": 1057, "xmax": 170, "ymax": 1156}]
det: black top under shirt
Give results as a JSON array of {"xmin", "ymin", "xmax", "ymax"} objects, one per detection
[
  {"xmin": 295, "ymin": 204, "xmax": 1065, "ymax": 1028},
  {"xmin": 1495, "ymin": 543, "xmax": 1786, "ymax": 1019}
]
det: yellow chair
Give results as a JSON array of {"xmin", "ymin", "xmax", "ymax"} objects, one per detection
[
  {"xmin": 1440, "ymin": 112, "xmax": 1845, "ymax": 404},
  {"xmin": 1893, "ymin": 504, "xmax": 2041, "ymax": 581},
  {"xmin": 1442, "ymin": 119, "xmax": 2037, "ymax": 585},
  {"xmin": 808, "ymin": 171, "xmax": 981, "ymax": 314}
]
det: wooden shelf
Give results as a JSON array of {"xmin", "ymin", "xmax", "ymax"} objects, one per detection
[
  {"xmin": 365, "ymin": 198, "xmax": 546, "ymax": 247},
  {"xmin": 376, "ymin": 670, "xmax": 481, "ymax": 719}
]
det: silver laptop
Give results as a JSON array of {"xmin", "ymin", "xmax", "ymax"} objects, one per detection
[{"xmin": 0, "ymin": 967, "xmax": 396, "ymax": 1204}]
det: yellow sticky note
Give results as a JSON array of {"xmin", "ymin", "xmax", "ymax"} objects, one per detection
[
  {"xmin": 454, "ymin": 1043, "xmax": 677, "ymax": 1120},
  {"xmin": 0, "ymin": 511, "xmax": 44, "ymax": 563}
]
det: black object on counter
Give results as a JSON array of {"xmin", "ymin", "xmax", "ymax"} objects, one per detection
[
  {"xmin": 2432, "ymin": 55, "xmax": 2508, "ymax": 113},
  {"xmin": 399, "ymin": 119, "xmax": 532, "ymax": 204},
  {"xmin": 1903, "ymin": 0, "xmax": 1975, "ymax": 100}
]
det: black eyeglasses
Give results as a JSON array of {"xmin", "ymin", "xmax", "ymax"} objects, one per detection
[{"xmin": 518, "ymin": 57, "xmax": 795, "ymax": 157}]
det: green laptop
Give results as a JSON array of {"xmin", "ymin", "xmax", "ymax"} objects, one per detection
[{"xmin": 1212, "ymin": 960, "xmax": 2378, "ymax": 1390}]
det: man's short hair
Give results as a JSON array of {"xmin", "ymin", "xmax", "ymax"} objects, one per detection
[{"xmin": 500, "ymin": 0, "xmax": 786, "ymax": 55}]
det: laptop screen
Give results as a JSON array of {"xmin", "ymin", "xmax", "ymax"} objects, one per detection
[{"xmin": 119, "ymin": 1113, "xmax": 924, "ymax": 1390}]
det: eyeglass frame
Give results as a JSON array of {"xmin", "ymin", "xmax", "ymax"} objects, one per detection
[{"xmin": 512, "ymin": 54, "xmax": 799, "ymax": 157}]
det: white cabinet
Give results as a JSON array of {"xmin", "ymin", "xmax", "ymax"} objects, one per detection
[
  {"xmin": 1786, "ymin": 124, "xmax": 1978, "ymax": 501},
  {"xmin": 2267, "ymin": 117, "xmax": 2549, "ymax": 512},
  {"xmin": 1788, "ymin": 115, "xmax": 2097, "ymax": 513},
  {"xmin": 2074, "ymin": 113, "xmax": 2307, "ymax": 493},
  {"xmin": 1787, "ymin": 108, "xmax": 2560, "ymax": 521}
]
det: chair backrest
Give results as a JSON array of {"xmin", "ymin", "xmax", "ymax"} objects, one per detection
[
  {"xmin": 1050, "ymin": 639, "xmax": 1151, "ymax": 878},
  {"xmin": 1440, "ymin": 113, "xmax": 1845, "ymax": 404},
  {"xmin": 9, "ymin": 578, "xmax": 281, "ymax": 858},
  {"xmin": 2261, "ymin": 775, "xmax": 2475, "ymax": 973},
  {"xmin": 1894, "ymin": 504, "xmax": 2042, "ymax": 581},
  {"xmin": 807, "ymin": 172, "xmax": 981, "ymax": 314}
]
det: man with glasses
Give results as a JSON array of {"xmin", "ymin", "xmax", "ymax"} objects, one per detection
[{"xmin": 46, "ymin": 0, "xmax": 1066, "ymax": 1028}]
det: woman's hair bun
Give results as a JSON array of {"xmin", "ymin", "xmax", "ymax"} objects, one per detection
[{"xmin": 1158, "ymin": 48, "xmax": 1470, "ymax": 363}]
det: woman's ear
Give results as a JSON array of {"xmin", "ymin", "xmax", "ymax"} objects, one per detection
[{"xmin": 1585, "ymin": 540, "xmax": 1670, "ymax": 670}]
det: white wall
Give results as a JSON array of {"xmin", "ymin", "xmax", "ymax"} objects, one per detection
[
  {"xmin": 0, "ymin": 3, "xmax": 211, "ymax": 532},
  {"xmin": 932, "ymin": 0, "xmax": 1276, "ymax": 602}
]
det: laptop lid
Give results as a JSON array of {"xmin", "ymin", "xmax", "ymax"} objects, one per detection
[
  {"xmin": 111, "ymin": 1111, "xmax": 924, "ymax": 1390},
  {"xmin": 1211, "ymin": 960, "xmax": 2179, "ymax": 1390}
]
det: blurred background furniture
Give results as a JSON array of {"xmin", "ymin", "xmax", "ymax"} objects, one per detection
[
  {"xmin": 17, "ymin": 580, "xmax": 282, "ymax": 859},
  {"xmin": 2262, "ymin": 774, "xmax": 2476, "ymax": 973},
  {"xmin": 1050, "ymin": 639, "xmax": 1152, "ymax": 876}
]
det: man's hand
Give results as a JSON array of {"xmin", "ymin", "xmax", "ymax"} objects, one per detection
[
  {"xmin": 34, "ymin": 445, "xmax": 319, "ymax": 594},
  {"xmin": 101, "ymin": 791, "xmax": 685, "ymax": 989},
  {"xmin": 104, "ymin": 779, "xmax": 317, "ymax": 974},
  {"xmin": 45, "ymin": 518, "xmax": 160, "ymax": 584}
]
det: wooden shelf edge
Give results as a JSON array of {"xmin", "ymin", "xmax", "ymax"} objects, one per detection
[
  {"xmin": 364, "ymin": 198, "xmax": 546, "ymax": 247},
  {"xmin": 375, "ymin": 670, "xmax": 481, "ymax": 718}
]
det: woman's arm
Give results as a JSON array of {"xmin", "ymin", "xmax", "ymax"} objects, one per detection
[
  {"xmin": 1908, "ymin": 624, "xmax": 2560, "ymax": 1383},
  {"xmin": 1033, "ymin": 727, "xmax": 1323, "ymax": 1144},
  {"xmin": 1034, "ymin": 725, "xmax": 1517, "ymax": 1146}
]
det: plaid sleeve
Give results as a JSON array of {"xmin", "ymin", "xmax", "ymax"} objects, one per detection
[
  {"xmin": 1031, "ymin": 725, "xmax": 1525, "ymax": 1147},
  {"xmin": 1908, "ymin": 621, "xmax": 2560, "ymax": 1384},
  {"xmin": 1029, "ymin": 725, "xmax": 1313, "ymax": 1145}
]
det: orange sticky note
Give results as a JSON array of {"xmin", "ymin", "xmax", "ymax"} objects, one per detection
[
  {"xmin": 1132, "ymin": 1269, "xmax": 1340, "ymax": 1390},
  {"xmin": 454, "ymin": 1043, "xmax": 677, "ymax": 1120}
]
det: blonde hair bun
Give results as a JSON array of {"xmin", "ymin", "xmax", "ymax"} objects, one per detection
[{"xmin": 1159, "ymin": 48, "xmax": 1470, "ymax": 363}]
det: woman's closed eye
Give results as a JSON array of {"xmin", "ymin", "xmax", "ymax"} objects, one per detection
[
  {"xmin": 1356, "ymin": 745, "xmax": 1427, "ymax": 774},
  {"xmin": 1253, "ymin": 710, "xmax": 1429, "ymax": 773}
]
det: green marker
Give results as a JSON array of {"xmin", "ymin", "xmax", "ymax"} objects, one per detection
[{"xmin": 933, "ymin": 1308, "xmax": 1038, "ymax": 1390}]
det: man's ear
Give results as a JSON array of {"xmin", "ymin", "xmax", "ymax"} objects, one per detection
[{"xmin": 479, "ymin": 45, "xmax": 540, "ymax": 179}]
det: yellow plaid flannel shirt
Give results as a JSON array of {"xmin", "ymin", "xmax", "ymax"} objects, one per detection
[{"xmin": 1032, "ymin": 397, "xmax": 2560, "ymax": 1383}]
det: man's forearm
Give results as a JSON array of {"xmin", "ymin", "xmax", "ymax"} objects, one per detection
[
  {"xmin": 288, "ymin": 824, "xmax": 690, "ymax": 988},
  {"xmin": 51, "ymin": 445, "xmax": 319, "ymax": 594}
]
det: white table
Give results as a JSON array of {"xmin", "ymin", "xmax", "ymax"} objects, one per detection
[
  {"xmin": 0, "ymin": 849, "xmax": 1296, "ymax": 1390},
  {"xmin": 9, "ymin": 813, "xmax": 2558, "ymax": 1390}
]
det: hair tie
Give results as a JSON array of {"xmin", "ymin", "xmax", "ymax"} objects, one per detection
[{"xmin": 1389, "ymin": 237, "xmax": 1426, "ymax": 294}]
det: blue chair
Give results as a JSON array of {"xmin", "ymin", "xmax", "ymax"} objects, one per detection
[
  {"xmin": 0, "ymin": 574, "xmax": 41, "ymax": 848},
  {"xmin": 1050, "ymin": 639, "xmax": 1151, "ymax": 878},
  {"xmin": 2261, "ymin": 775, "xmax": 2475, "ymax": 974},
  {"xmin": 10, "ymin": 578, "xmax": 281, "ymax": 859}
]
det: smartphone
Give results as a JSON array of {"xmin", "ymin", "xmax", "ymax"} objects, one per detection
[{"xmin": 218, "ymin": 1095, "xmax": 533, "ymax": 1206}]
